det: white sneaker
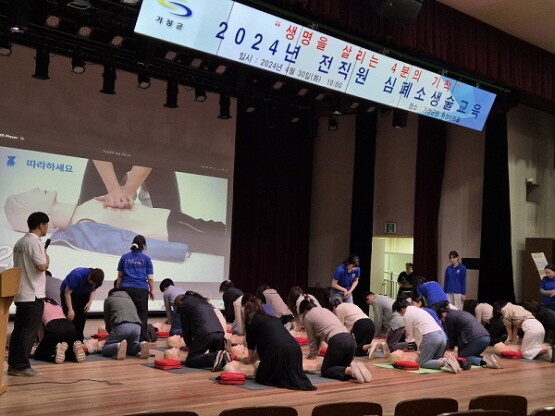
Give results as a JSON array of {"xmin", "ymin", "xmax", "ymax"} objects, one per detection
[
  {"xmin": 488, "ymin": 354, "xmax": 503, "ymax": 369},
  {"xmin": 444, "ymin": 355, "xmax": 461, "ymax": 373},
  {"xmin": 367, "ymin": 343, "xmax": 378, "ymax": 360},
  {"xmin": 117, "ymin": 340, "xmax": 127, "ymax": 360},
  {"xmin": 350, "ymin": 362, "xmax": 364, "ymax": 384},
  {"xmin": 357, "ymin": 362, "xmax": 373, "ymax": 383},
  {"xmin": 139, "ymin": 341, "xmax": 150, "ymax": 359},
  {"xmin": 55, "ymin": 342, "xmax": 68, "ymax": 364},
  {"xmin": 381, "ymin": 342, "xmax": 390, "ymax": 359},
  {"xmin": 73, "ymin": 341, "xmax": 86, "ymax": 363}
]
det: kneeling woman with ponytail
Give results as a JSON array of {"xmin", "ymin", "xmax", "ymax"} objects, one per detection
[{"xmin": 299, "ymin": 296, "xmax": 371, "ymax": 383}]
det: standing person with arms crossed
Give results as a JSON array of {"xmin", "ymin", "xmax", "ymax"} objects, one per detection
[
  {"xmin": 116, "ymin": 235, "xmax": 154, "ymax": 342},
  {"xmin": 8, "ymin": 212, "xmax": 50, "ymax": 377},
  {"xmin": 444, "ymin": 250, "xmax": 467, "ymax": 310},
  {"xmin": 330, "ymin": 254, "xmax": 360, "ymax": 304}
]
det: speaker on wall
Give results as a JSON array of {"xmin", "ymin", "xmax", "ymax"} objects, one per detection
[{"xmin": 372, "ymin": 0, "xmax": 423, "ymax": 26}]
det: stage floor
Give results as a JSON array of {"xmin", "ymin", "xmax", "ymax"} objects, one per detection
[{"xmin": 2, "ymin": 319, "xmax": 554, "ymax": 416}]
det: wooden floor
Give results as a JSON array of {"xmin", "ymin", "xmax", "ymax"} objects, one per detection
[{"xmin": 2, "ymin": 319, "xmax": 554, "ymax": 416}]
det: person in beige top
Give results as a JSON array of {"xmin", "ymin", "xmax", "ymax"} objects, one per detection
[
  {"xmin": 331, "ymin": 299, "xmax": 375, "ymax": 356},
  {"xmin": 256, "ymin": 284, "xmax": 294, "ymax": 328},
  {"xmin": 463, "ymin": 299, "xmax": 493, "ymax": 326},
  {"xmin": 299, "ymin": 296, "xmax": 371, "ymax": 383},
  {"xmin": 495, "ymin": 301, "xmax": 550, "ymax": 360}
]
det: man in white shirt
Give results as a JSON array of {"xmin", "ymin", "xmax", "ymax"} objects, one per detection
[{"xmin": 8, "ymin": 212, "xmax": 50, "ymax": 377}]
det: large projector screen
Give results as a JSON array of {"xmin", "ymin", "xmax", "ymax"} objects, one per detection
[{"xmin": 0, "ymin": 46, "xmax": 236, "ymax": 313}]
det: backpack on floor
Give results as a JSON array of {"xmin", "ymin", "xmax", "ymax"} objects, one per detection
[{"xmin": 146, "ymin": 324, "xmax": 159, "ymax": 342}]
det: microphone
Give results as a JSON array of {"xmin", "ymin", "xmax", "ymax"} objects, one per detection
[{"xmin": 44, "ymin": 238, "xmax": 51, "ymax": 250}]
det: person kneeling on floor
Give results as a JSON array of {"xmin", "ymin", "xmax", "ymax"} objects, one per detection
[{"xmin": 102, "ymin": 289, "xmax": 149, "ymax": 360}]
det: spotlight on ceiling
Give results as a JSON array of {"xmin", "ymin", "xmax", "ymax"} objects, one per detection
[
  {"xmin": 71, "ymin": 54, "xmax": 86, "ymax": 74},
  {"xmin": 0, "ymin": 36, "xmax": 12, "ymax": 57},
  {"xmin": 315, "ymin": 92, "xmax": 326, "ymax": 101},
  {"xmin": 77, "ymin": 25, "xmax": 93, "ymax": 38},
  {"xmin": 214, "ymin": 64, "xmax": 228, "ymax": 75},
  {"xmin": 100, "ymin": 63, "xmax": 116, "ymax": 94},
  {"xmin": 194, "ymin": 87, "xmax": 207, "ymax": 102},
  {"xmin": 297, "ymin": 87, "xmax": 309, "ymax": 97},
  {"xmin": 190, "ymin": 57, "xmax": 203, "ymax": 68},
  {"xmin": 392, "ymin": 109, "xmax": 408, "ymax": 128},
  {"xmin": 291, "ymin": 116, "xmax": 300, "ymax": 123},
  {"xmin": 45, "ymin": 15, "xmax": 61, "ymax": 28},
  {"xmin": 244, "ymin": 95, "xmax": 256, "ymax": 113},
  {"xmin": 164, "ymin": 79, "xmax": 179, "ymax": 108},
  {"xmin": 164, "ymin": 50, "xmax": 177, "ymax": 61},
  {"xmin": 272, "ymin": 80, "xmax": 285, "ymax": 90},
  {"xmin": 218, "ymin": 94, "xmax": 232, "ymax": 119},
  {"xmin": 328, "ymin": 114, "xmax": 339, "ymax": 131},
  {"xmin": 67, "ymin": 0, "xmax": 92, "ymax": 10},
  {"xmin": 8, "ymin": 0, "xmax": 30, "ymax": 33},
  {"xmin": 121, "ymin": 0, "xmax": 140, "ymax": 4},
  {"xmin": 110, "ymin": 35, "xmax": 125, "ymax": 48},
  {"xmin": 32, "ymin": 47, "xmax": 50, "ymax": 80},
  {"xmin": 137, "ymin": 65, "xmax": 150, "ymax": 89}
]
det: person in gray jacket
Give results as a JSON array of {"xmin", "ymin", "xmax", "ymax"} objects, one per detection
[
  {"xmin": 102, "ymin": 289, "xmax": 149, "ymax": 360},
  {"xmin": 365, "ymin": 292, "xmax": 394, "ymax": 337}
]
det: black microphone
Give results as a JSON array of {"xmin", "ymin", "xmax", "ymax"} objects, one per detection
[{"xmin": 44, "ymin": 238, "xmax": 51, "ymax": 250}]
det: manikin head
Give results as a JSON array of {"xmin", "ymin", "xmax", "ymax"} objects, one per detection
[{"xmin": 4, "ymin": 188, "xmax": 58, "ymax": 232}]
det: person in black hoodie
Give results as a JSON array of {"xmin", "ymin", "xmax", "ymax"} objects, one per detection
[{"xmin": 176, "ymin": 291, "xmax": 230, "ymax": 371}]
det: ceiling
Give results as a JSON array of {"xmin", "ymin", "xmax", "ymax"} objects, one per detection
[
  {"xmin": 1, "ymin": 1, "xmax": 554, "ymax": 116},
  {"xmin": 437, "ymin": 0, "xmax": 555, "ymax": 54}
]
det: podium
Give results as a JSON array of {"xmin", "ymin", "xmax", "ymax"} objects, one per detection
[{"xmin": 0, "ymin": 268, "xmax": 21, "ymax": 395}]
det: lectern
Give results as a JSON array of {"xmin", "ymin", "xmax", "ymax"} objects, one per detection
[{"xmin": 0, "ymin": 267, "xmax": 21, "ymax": 395}]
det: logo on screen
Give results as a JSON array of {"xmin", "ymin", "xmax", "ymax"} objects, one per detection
[{"xmin": 157, "ymin": 0, "xmax": 193, "ymax": 17}]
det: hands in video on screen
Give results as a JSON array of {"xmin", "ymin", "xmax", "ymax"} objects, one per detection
[{"xmin": 92, "ymin": 161, "xmax": 152, "ymax": 209}]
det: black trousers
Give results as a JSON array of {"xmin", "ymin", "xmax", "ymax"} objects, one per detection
[
  {"xmin": 60, "ymin": 291, "xmax": 89, "ymax": 341},
  {"xmin": 321, "ymin": 332, "xmax": 356, "ymax": 381},
  {"xmin": 353, "ymin": 318, "xmax": 375, "ymax": 356},
  {"xmin": 33, "ymin": 318, "xmax": 78, "ymax": 362},
  {"xmin": 185, "ymin": 332, "xmax": 225, "ymax": 368},
  {"xmin": 8, "ymin": 299, "xmax": 44, "ymax": 370},
  {"xmin": 122, "ymin": 287, "xmax": 150, "ymax": 341}
]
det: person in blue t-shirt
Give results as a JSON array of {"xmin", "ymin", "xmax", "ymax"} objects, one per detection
[
  {"xmin": 330, "ymin": 254, "xmax": 360, "ymax": 304},
  {"xmin": 60, "ymin": 267, "xmax": 105, "ymax": 341},
  {"xmin": 116, "ymin": 235, "xmax": 154, "ymax": 341},
  {"xmin": 413, "ymin": 275, "xmax": 449, "ymax": 312},
  {"xmin": 540, "ymin": 264, "xmax": 555, "ymax": 310},
  {"xmin": 444, "ymin": 250, "xmax": 467, "ymax": 310}
]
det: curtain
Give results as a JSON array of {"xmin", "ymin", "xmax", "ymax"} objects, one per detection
[
  {"xmin": 350, "ymin": 108, "xmax": 378, "ymax": 311},
  {"xmin": 413, "ymin": 116, "xmax": 446, "ymax": 282},
  {"xmin": 478, "ymin": 113, "xmax": 515, "ymax": 304},
  {"xmin": 230, "ymin": 98, "xmax": 315, "ymax": 298}
]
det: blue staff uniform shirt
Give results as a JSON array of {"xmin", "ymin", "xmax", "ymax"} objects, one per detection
[
  {"xmin": 444, "ymin": 264, "xmax": 467, "ymax": 295},
  {"xmin": 117, "ymin": 251, "xmax": 153, "ymax": 290},
  {"xmin": 417, "ymin": 281, "xmax": 448, "ymax": 306},
  {"xmin": 60, "ymin": 267, "xmax": 94, "ymax": 295},
  {"xmin": 540, "ymin": 276, "xmax": 555, "ymax": 308},
  {"xmin": 333, "ymin": 264, "xmax": 360, "ymax": 291}
]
